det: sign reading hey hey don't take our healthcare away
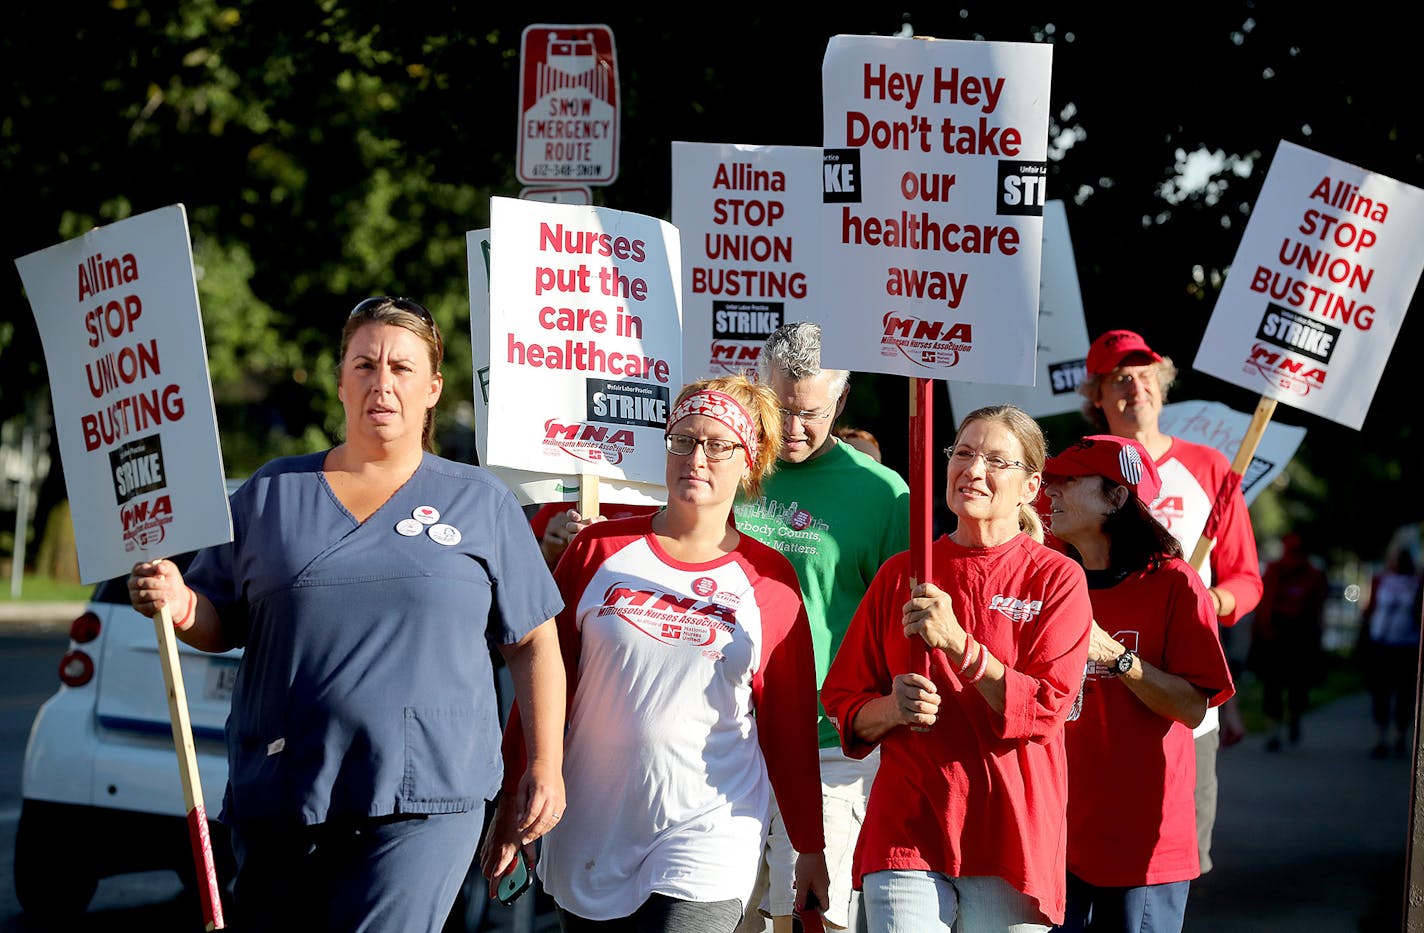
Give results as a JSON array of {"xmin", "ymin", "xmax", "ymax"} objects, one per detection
[
  {"xmin": 1195, "ymin": 140, "xmax": 1424, "ymax": 430},
  {"xmin": 485, "ymin": 197, "xmax": 682, "ymax": 486},
  {"xmin": 816, "ymin": 35, "xmax": 1052, "ymax": 383},
  {"xmin": 15, "ymin": 204, "xmax": 231, "ymax": 584},
  {"xmin": 672, "ymin": 141, "xmax": 823, "ymax": 379}
]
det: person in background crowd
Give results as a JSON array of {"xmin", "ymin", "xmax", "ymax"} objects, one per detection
[
  {"xmin": 834, "ymin": 425, "xmax": 884, "ymax": 463},
  {"xmin": 1248, "ymin": 532, "xmax": 1329, "ymax": 751},
  {"xmin": 821, "ymin": 404, "xmax": 1093, "ymax": 933},
  {"xmin": 1076, "ymin": 329, "xmax": 1261, "ymax": 875},
  {"xmin": 529, "ymin": 500, "xmax": 662, "ymax": 570},
  {"xmin": 1358, "ymin": 548, "xmax": 1424, "ymax": 758},
  {"xmin": 127, "ymin": 297, "xmax": 567, "ymax": 932},
  {"xmin": 734, "ymin": 322, "xmax": 910, "ymax": 933},
  {"xmin": 1041, "ymin": 435, "xmax": 1234, "ymax": 933},
  {"xmin": 485, "ymin": 374, "xmax": 830, "ymax": 932}
]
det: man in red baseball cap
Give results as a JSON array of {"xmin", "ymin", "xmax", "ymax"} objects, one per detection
[{"xmin": 1074, "ymin": 329, "xmax": 1262, "ymax": 877}]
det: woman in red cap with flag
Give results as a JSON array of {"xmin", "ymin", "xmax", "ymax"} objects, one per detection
[{"xmin": 1041, "ymin": 435, "xmax": 1235, "ymax": 933}]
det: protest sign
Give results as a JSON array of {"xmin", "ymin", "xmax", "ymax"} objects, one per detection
[
  {"xmin": 14, "ymin": 204, "xmax": 231, "ymax": 584},
  {"xmin": 485, "ymin": 197, "xmax": 682, "ymax": 488},
  {"xmin": 947, "ymin": 199, "xmax": 1091, "ymax": 420},
  {"xmin": 1194, "ymin": 140, "xmax": 1424, "ymax": 430},
  {"xmin": 467, "ymin": 226, "xmax": 664, "ymax": 507},
  {"xmin": 15, "ymin": 202, "xmax": 230, "ymax": 929},
  {"xmin": 817, "ymin": 35, "xmax": 1052, "ymax": 382},
  {"xmin": 672, "ymin": 142, "xmax": 823, "ymax": 378},
  {"xmin": 1158, "ymin": 399, "xmax": 1306, "ymax": 506}
]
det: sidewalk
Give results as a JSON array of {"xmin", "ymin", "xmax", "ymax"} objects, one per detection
[
  {"xmin": 0, "ymin": 601, "xmax": 83, "ymax": 634},
  {"xmin": 1186, "ymin": 690, "xmax": 1410, "ymax": 932}
]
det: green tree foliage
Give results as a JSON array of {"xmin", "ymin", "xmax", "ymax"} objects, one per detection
[{"xmin": 2, "ymin": 3, "xmax": 1419, "ymax": 566}]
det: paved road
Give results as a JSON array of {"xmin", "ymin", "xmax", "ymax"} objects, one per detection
[
  {"xmin": 1186, "ymin": 690, "xmax": 1411, "ymax": 932},
  {"xmin": 0, "ymin": 603, "xmax": 1413, "ymax": 931}
]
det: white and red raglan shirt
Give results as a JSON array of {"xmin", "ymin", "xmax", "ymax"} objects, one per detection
[
  {"xmin": 505, "ymin": 514, "xmax": 825, "ymax": 921},
  {"xmin": 1148, "ymin": 437, "xmax": 1262, "ymax": 739}
]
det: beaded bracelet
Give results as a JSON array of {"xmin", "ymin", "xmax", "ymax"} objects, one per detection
[
  {"xmin": 966, "ymin": 645, "xmax": 992, "ymax": 685},
  {"xmin": 957, "ymin": 635, "xmax": 979, "ymax": 676}
]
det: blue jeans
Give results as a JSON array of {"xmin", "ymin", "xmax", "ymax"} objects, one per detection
[
  {"xmin": 862, "ymin": 870, "xmax": 1050, "ymax": 933},
  {"xmin": 1053, "ymin": 873, "xmax": 1190, "ymax": 933}
]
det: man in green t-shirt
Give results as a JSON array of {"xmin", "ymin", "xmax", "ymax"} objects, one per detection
[{"xmin": 734, "ymin": 321, "xmax": 910, "ymax": 933}]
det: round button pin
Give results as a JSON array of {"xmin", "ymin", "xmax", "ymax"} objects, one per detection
[
  {"xmin": 413, "ymin": 505, "xmax": 441, "ymax": 524},
  {"xmin": 395, "ymin": 518, "xmax": 424, "ymax": 537},
  {"xmin": 428, "ymin": 523, "xmax": 461, "ymax": 546}
]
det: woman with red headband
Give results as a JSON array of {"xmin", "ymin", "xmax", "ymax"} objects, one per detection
[{"xmin": 484, "ymin": 374, "xmax": 830, "ymax": 932}]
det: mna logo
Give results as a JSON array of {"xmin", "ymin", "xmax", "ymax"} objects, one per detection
[
  {"xmin": 1242, "ymin": 343, "xmax": 1327, "ymax": 397},
  {"xmin": 120, "ymin": 494, "xmax": 173, "ymax": 552},
  {"xmin": 879, "ymin": 313, "xmax": 973, "ymax": 370},
  {"xmin": 542, "ymin": 420, "xmax": 636, "ymax": 465},
  {"xmin": 989, "ymin": 594, "xmax": 1043, "ymax": 623}
]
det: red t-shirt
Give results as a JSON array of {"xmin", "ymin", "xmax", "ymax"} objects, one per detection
[
  {"xmin": 821, "ymin": 533, "xmax": 1092, "ymax": 925},
  {"xmin": 1065, "ymin": 560, "xmax": 1235, "ymax": 886}
]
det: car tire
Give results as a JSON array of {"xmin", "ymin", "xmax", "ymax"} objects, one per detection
[{"xmin": 14, "ymin": 799, "xmax": 100, "ymax": 920}]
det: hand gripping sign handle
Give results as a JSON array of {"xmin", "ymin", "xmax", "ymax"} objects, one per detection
[
  {"xmin": 155, "ymin": 601, "xmax": 226, "ymax": 930},
  {"xmin": 1188, "ymin": 395, "xmax": 1278, "ymax": 574},
  {"xmin": 908, "ymin": 379, "xmax": 934, "ymax": 732}
]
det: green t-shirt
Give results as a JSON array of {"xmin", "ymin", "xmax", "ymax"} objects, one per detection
[{"xmin": 735, "ymin": 439, "xmax": 911, "ymax": 747}]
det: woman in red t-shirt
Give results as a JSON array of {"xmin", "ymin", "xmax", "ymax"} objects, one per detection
[{"xmin": 1041, "ymin": 435, "xmax": 1234, "ymax": 933}]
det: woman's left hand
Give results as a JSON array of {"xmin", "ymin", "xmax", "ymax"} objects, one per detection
[
  {"xmin": 1086, "ymin": 621, "xmax": 1123, "ymax": 665},
  {"xmin": 901, "ymin": 582, "xmax": 966, "ymax": 653},
  {"xmin": 792, "ymin": 850, "xmax": 831, "ymax": 922}
]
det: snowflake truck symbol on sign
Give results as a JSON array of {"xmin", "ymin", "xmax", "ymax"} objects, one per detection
[{"xmin": 518, "ymin": 25, "xmax": 620, "ymax": 186}]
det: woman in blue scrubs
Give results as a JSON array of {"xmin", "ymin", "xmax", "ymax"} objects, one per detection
[{"xmin": 127, "ymin": 296, "xmax": 567, "ymax": 932}]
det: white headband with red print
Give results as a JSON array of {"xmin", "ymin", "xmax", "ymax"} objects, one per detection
[{"xmin": 668, "ymin": 389, "xmax": 758, "ymax": 468}]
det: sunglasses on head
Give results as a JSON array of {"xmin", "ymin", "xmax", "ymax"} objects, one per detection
[{"xmin": 347, "ymin": 296, "xmax": 436, "ymax": 326}]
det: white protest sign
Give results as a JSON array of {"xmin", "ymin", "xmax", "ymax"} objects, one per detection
[
  {"xmin": 947, "ymin": 199, "xmax": 1091, "ymax": 420},
  {"xmin": 467, "ymin": 227, "xmax": 664, "ymax": 507},
  {"xmin": 486, "ymin": 198, "xmax": 682, "ymax": 485},
  {"xmin": 517, "ymin": 25, "xmax": 619, "ymax": 186},
  {"xmin": 817, "ymin": 35, "xmax": 1052, "ymax": 381},
  {"xmin": 672, "ymin": 142, "xmax": 823, "ymax": 378},
  {"xmin": 1158, "ymin": 400, "xmax": 1307, "ymax": 506},
  {"xmin": 1194, "ymin": 140, "xmax": 1424, "ymax": 430},
  {"xmin": 15, "ymin": 204, "xmax": 231, "ymax": 583}
]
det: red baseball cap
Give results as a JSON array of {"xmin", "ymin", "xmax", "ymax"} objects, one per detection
[
  {"xmin": 1043, "ymin": 435, "xmax": 1162, "ymax": 504},
  {"xmin": 1085, "ymin": 329, "xmax": 1164, "ymax": 375}
]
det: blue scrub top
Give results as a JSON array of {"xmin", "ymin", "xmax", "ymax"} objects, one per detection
[{"xmin": 186, "ymin": 451, "xmax": 563, "ymax": 827}]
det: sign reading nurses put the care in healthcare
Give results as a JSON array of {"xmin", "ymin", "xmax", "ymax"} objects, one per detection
[
  {"xmin": 672, "ymin": 142, "xmax": 822, "ymax": 379},
  {"xmin": 485, "ymin": 197, "xmax": 681, "ymax": 486},
  {"xmin": 15, "ymin": 204, "xmax": 232, "ymax": 584},
  {"xmin": 1194, "ymin": 140, "xmax": 1424, "ymax": 430},
  {"xmin": 517, "ymin": 24, "xmax": 619, "ymax": 186},
  {"xmin": 467, "ymin": 226, "xmax": 664, "ymax": 508},
  {"xmin": 816, "ymin": 35, "xmax": 1052, "ymax": 382}
]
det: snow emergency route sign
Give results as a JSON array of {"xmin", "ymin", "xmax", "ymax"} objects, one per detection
[{"xmin": 517, "ymin": 24, "xmax": 620, "ymax": 186}]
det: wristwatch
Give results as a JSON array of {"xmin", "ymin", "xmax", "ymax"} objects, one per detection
[{"xmin": 1114, "ymin": 649, "xmax": 1137, "ymax": 676}]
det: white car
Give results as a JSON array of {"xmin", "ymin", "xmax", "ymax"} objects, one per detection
[{"xmin": 16, "ymin": 542, "xmax": 505, "ymax": 929}]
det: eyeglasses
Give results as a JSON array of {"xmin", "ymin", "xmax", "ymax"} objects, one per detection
[
  {"xmin": 944, "ymin": 446, "xmax": 1029, "ymax": 473},
  {"xmin": 666, "ymin": 433, "xmax": 744, "ymax": 461},
  {"xmin": 777, "ymin": 406, "xmax": 835, "ymax": 423},
  {"xmin": 348, "ymin": 296, "xmax": 436, "ymax": 327}
]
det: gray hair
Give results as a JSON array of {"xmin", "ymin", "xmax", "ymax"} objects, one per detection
[
  {"xmin": 758, "ymin": 321, "xmax": 850, "ymax": 396},
  {"xmin": 1076, "ymin": 356, "xmax": 1178, "ymax": 432}
]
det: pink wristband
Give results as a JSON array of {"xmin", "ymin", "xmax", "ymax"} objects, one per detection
[
  {"xmin": 957, "ymin": 635, "xmax": 978, "ymax": 676},
  {"xmin": 966, "ymin": 645, "xmax": 992, "ymax": 685},
  {"xmin": 175, "ymin": 587, "xmax": 197, "ymax": 630}
]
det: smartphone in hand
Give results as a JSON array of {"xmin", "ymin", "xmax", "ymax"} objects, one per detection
[{"xmin": 496, "ymin": 853, "xmax": 533, "ymax": 906}]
